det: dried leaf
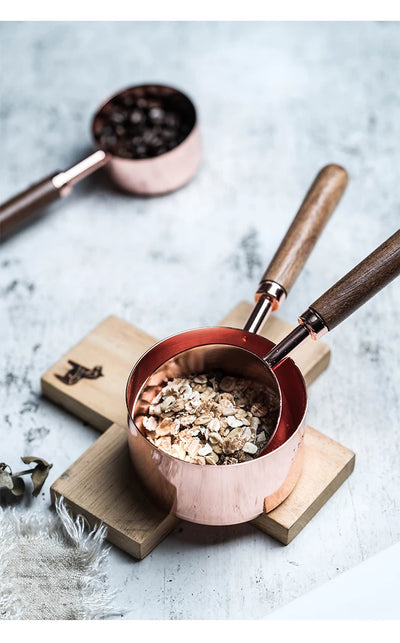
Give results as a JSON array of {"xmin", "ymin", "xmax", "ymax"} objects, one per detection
[
  {"xmin": 21, "ymin": 456, "xmax": 51, "ymax": 468},
  {"xmin": 11, "ymin": 476, "xmax": 25, "ymax": 496},
  {"xmin": 31, "ymin": 466, "xmax": 52, "ymax": 496},
  {"xmin": 0, "ymin": 468, "xmax": 14, "ymax": 489},
  {"xmin": 21, "ymin": 456, "xmax": 53, "ymax": 497}
]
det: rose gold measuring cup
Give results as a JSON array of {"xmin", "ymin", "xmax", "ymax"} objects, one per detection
[
  {"xmin": 125, "ymin": 164, "xmax": 350, "ymax": 525},
  {"xmin": 0, "ymin": 84, "xmax": 201, "ymax": 240},
  {"xmin": 126, "ymin": 228, "xmax": 400, "ymax": 526}
]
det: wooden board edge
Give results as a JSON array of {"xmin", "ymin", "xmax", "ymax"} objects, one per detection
[
  {"xmin": 302, "ymin": 346, "xmax": 331, "ymax": 387},
  {"xmin": 285, "ymin": 451, "xmax": 356, "ymax": 544},
  {"xmin": 41, "ymin": 377, "xmax": 113, "ymax": 432},
  {"xmin": 139, "ymin": 514, "xmax": 181, "ymax": 559},
  {"xmin": 218, "ymin": 300, "xmax": 249, "ymax": 327},
  {"xmin": 250, "ymin": 510, "xmax": 290, "ymax": 544},
  {"xmin": 50, "ymin": 486, "xmax": 139, "ymax": 559},
  {"xmin": 251, "ymin": 451, "xmax": 356, "ymax": 545},
  {"xmin": 50, "ymin": 485, "xmax": 178, "ymax": 560}
]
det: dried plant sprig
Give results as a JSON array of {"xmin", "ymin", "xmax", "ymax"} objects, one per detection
[{"xmin": 0, "ymin": 457, "xmax": 53, "ymax": 497}]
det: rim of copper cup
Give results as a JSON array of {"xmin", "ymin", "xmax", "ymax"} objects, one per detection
[
  {"xmin": 91, "ymin": 82, "xmax": 198, "ymax": 162},
  {"xmin": 125, "ymin": 326, "xmax": 308, "ymax": 469}
]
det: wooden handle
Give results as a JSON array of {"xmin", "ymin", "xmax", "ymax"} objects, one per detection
[
  {"xmin": 310, "ymin": 229, "xmax": 400, "ymax": 331},
  {"xmin": 0, "ymin": 174, "xmax": 62, "ymax": 241},
  {"xmin": 261, "ymin": 164, "xmax": 348, "ymax": 293}
]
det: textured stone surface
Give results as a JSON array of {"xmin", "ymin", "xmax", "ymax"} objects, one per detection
[{"xmin": 0, "ymin": 21, "xmax": 399, "ymax": 619}]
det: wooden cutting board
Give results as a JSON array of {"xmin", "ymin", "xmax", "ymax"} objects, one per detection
[{"xmin": 42, "ymin": 302, "xmax": 355, "ymax": 558}]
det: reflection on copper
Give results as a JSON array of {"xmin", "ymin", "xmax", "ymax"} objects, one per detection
[
  {"xmin": 126, "ymin": 327, "xmax": 307, "ymax": 526},
  {"xmin": 91, "ymin": 84, "xmax": 201, "ymax": 195}
]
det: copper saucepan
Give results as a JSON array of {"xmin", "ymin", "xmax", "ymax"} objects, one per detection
[
  {"xmin": 126, "ymin": 164, "xmax": 350, "ymax": 525},
  {"xmin": 0, "ymin": 84, "xmax": 201, "ymax": 240}
]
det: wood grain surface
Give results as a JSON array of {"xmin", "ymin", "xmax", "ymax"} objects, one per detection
[
  {"xmin": 310, "ymin": 229, "xmax": 400, "ymax": 330},
  {"xmin": 251, "ymin": 427, "xmax": 355, "ymax": 544},
  {"xmin": 261, "ymin": 164, "xmax": 348, "ymax": 293},
  {"xmin": 50, "ymin": 423, "xmax": 179, "ymax": 559}
]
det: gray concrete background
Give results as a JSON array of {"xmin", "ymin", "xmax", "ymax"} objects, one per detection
[{"xmin": 0, "ymin": 21, "xmax": 399, "ymax": 619}]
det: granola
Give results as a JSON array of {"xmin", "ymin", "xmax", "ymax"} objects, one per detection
[{"xmin": 141, "ymin": 373, "xmax": 279, "ymax": 465}]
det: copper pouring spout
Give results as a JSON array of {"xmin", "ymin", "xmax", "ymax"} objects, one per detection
[
  {"xmin": 0, "ymin": 84, "xmax": 201, "ymax": 240},
  {"xmin": 125, "ymin": 165, "xmax": 349, "ymax": 526}
]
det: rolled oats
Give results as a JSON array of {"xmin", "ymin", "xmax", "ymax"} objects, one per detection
[
  {"xmin": 205, "ymin": 451, "xmax": 219, "ymax": 465},
  {"xmin": 141, "ymin": 372, "xmax": 278, "ymax": 466},
  {"xmin": 243, "ymin": 442, "xmax": 258, "ymax": 455},
  {"xmin": 198, "ymin": 443, "xmax": 213, "ymax": 456}
]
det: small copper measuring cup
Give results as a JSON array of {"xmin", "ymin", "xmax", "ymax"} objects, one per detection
[
  {"xmin": 125, "ymin": 164, "xmax": 349, "ymax": 525},
  {"xmin": 0, "ymin": 84, "xmax": 201, "ymax": 240}
]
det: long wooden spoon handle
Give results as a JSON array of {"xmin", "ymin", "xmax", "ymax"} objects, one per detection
[
  {"xmin": 260, "ymin": 164, "xmax": 348, "ymax": 294},
  {"xmin": 309, "ymin": 229, "xmax": 400, "ymax": 331},
  {"xmin": 264, "ymin": 229, "xmax": 400, "ymax": 370}
]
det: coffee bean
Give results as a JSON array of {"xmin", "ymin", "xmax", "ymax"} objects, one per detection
[
  {"xmin": 161, "ymin": 128, "xmax": 176, "ymax": 141},
  {"xmin": 130, "ymin": 109, "xmax": 145, "ymax": 125},
  {"xmin": 94, "ymin": 89, "xmax": 193, "ymax": 159},
  {"xmin": 164, "ymin": 113, "xmax": 179, "ymax": 129},
  {"xmin": 149, "ymin": 107, "xmax": 165, "ymax": 124},
  {"xmin": 121, "ymin": 95, "xmax": 136, "ymax": 108},
  {"xmin": 109, "ymin": 109, "xmax": 126, "ymax": 124}
]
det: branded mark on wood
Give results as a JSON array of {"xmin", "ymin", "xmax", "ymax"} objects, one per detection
[{"xmin": 55, "ymin": 360, "xmax": 104, "ymax": 385}]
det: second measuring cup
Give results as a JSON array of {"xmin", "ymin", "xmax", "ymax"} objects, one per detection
[{"xmin": 0, "ymin": 84, "xmax": 201, "ymax": 240}]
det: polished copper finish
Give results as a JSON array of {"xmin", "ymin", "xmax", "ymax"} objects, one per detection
[
  {"xmin": 243, "ymin": 296, "xmax": 273, "ymax": 334},
  {"xmin": 126, "ymin": 327, "xmax": 307, "ymax": 526},
  {"xmin": 255, "ymin": 280, "xmax": 287, "ymax": 307},
  {"xmin": 243, "ymin": 280, "xmax": 287, "ymax": 334},
  {"xmin": 52, "ymin": 150, "xmax": 109, "ymax": 197},
  {"xmin": 91, "ymin": 84, "xmax": 201, "ymax": 195},
  {"xmin": 298, "ymin": 308, "xmax": 329, "ymax": 340}
]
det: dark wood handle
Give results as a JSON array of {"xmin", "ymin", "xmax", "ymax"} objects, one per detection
[
  {"xmin": 310, "ymin": 229, "xmax": 400, "ymax": 330},
  {"xmin": 261, "ymin": 164, "xmax": 348, "ymax": 293},
  {"xmin": 0, "ymin": 174, "xmax": 62, "ymax": 241}
]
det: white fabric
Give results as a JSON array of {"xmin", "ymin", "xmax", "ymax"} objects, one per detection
[{"xmin": 0, "ymin": 498, "xmax": 118, "ymax": 620}]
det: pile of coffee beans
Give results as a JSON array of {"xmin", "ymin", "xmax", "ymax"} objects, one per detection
[{"xmin": 93, "ymin": 86, "xmax": 195, "ymax": 160}]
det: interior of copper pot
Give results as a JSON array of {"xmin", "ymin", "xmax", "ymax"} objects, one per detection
[
  {"xmin": 92, "ymin": 84, "xmax": 197, "ymax": 160},
  {"xmin": 126, "ymin": 326, "xmax": 308, "ymax": 459}
]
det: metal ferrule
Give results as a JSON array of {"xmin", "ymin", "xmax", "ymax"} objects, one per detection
[
  {"xmin": 298, "ymin": 307, "xmax": 328, "ymax": 339},
  {"xmin": 243, "ymin": 280, "xmax": 287, "ymax": 335},
  {"xmin": 52, "ymin": 150, "xmax": 109, "ymax": 196},
  {"xmin": 255, "ymin": 280, "xmax": 287, "ymax": 309}
]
